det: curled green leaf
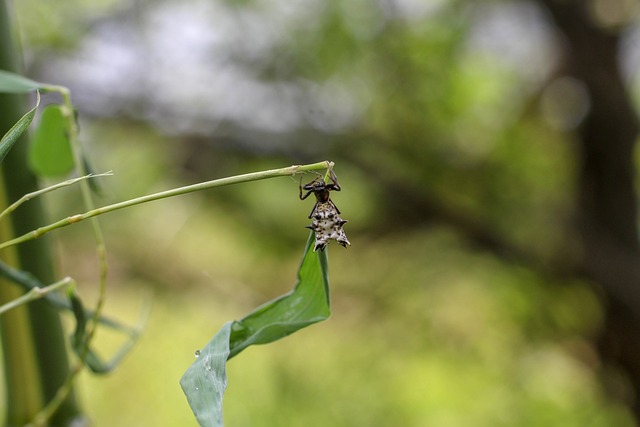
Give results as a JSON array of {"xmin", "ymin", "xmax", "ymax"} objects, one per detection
[{"xmin": 181, "ymin": 232, "xmax": 330, "ymax": 427}]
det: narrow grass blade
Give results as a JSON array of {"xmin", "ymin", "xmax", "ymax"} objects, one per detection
[
  {"xmin": 0, "ymin": 91, "xmax": 39, "ymax": 164},
  {"xmin": 0, "ymin": 69, "xmax": 43, "ymax": 93},
  {"xmin": 0, "ymin": 277, "xmax": 70, "ymax": 315},
  {"xmin": 181, "ymin": 232, "xmax": 330, "ymax": 427},
  {"xmin": 0, "ymin": 171, "xmax": 113, "ymax": 223}
]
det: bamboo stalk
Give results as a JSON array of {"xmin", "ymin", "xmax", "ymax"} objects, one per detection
[{"xmin": 0, "ymin": 2, "xmax": 83, "ymax": 425}]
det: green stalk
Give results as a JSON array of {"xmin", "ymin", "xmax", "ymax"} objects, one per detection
[
  {"xmin": 0, "ymin": 278, "xmax": 72, "ymax": 316},
  {"xmin": 36, "ymin": 84, "xmax": 112, "ymax": 424},
  {"xmin": 0, "ymin": 2, "xmax": 82, "ymax": 425},
  {"xmin": 0, "ymin": 172, "xmax": 112, "ymax": 223},
  {"xmin": 0, "ymin": 161, "xmax": 333, "ymax": 252}
]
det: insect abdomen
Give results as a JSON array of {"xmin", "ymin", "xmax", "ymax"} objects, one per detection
[{"xmin": 307, "ymin": 202, "xmax": 350, "ymax": 251}]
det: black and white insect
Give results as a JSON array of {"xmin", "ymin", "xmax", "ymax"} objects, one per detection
[{"xmin": 299, "ymin": 170, "xmax": 350, "ymax": 252}]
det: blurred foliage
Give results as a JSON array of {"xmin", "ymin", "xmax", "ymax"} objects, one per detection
[
  {"xmin": 14, "ymin": 0, "xmax": 123, "ymax": 50},
  {"xmin": 8, "ymin": 0, "xmax": 638, "ymax": 425}
]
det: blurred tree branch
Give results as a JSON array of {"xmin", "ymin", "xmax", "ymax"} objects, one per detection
[
  {"xmin": 535, "ymin": 0, "xmax": 640, "ymax": 415},
  {"xmin": 341, "ymin": 0, "xmax": 640, "ymax": 416},
  {"xmin": 346, "ymin": 153, "xmax": 551, "ymax": 264}
]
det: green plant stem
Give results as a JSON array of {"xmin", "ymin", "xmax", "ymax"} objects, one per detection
[
  {"xmin": 23, "ymin": 84, "xmax": 114, "ymax": 424},
  {"xmin": 0, "ymin": 2, "xmax": 82, "ymax": 424},
  {"xmin": 0, "ymin": 161, "xmax": 334, "ymax": 252},
  {"xmin": 28, "ymin": 362, "xmax": 84, "ymax": 427},
  {"xmin": 0, "ymin": 171, "xmax": 112, "ymax": 223},
  {"xmin": 0, "ymin": 278, "xmax": 72, "ymax": 316},
  {"xmin": 58, "ymin": 84, "xmax": 108, "ymax": 359}
]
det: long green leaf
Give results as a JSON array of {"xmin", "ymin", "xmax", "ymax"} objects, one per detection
[
  {"xmin": 181, "ymin": 232, "xmax": 330, "ymax": 427},
  {"xmin": 0, "ymin": 69, "xmax": 43, "ymax": 93},
  {"xmin": 0, "ymin": 91, "xmax": 40, "ymax": 164}
]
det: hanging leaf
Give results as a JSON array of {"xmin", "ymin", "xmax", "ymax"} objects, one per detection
[
  {"xmin": 181, "ymin": 232, "xmax": 330, "ymax": 427},
  {"xmin": 228, "ymin": 232, "xmax": 330, "ymax": 358},
  {"xmin": 0, "ymin": 91, "xmax": 40, "ymax": 164},
  {"xmin": 0, "ymin": 69, "xmax": 44, "ymax": 93},
  {"xmin": 29, "ymin": 104, "xmax": 75, "ymax": 177}
]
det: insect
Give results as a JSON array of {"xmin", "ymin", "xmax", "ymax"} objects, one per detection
[{"xmin": 299, "ymin": 169, "xmax": 350, "ymax": 252}]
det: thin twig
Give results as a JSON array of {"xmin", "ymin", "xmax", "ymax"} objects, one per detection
[
  {"xmin": 0, "ymin": 278, "xmax": 72, "ymax": 316},
  {"xmin": 0, "ymin": 161, "xmax": 334, "ymax": 252},
  {"xmin": 28, "ymin": 291, "xmax": 151, "ymax": 427},
  {"xmin": 0, "ymin": 171, "xmax": 113, "ymax": 223},
  {"xmin": 48, "ymin": 86, "xmax": 111, "ymax": 425}
]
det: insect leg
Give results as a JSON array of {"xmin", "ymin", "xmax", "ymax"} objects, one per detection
[
  {"xmin": 308, "ymin": 201, "xmax": 319, "ymax": 219},
  {"xmin": 299, "ymin": 176, "xmax": 314, "ymax": 200},
  {"xmin": 328, "ymin": 169, "xmax": 341, "ymax": 191},
  {"xmin": 328, "ymin": 199, "xmax": 341, "ymax": 215}
]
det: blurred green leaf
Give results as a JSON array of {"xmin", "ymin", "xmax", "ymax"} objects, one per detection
[
  {"xmin": 29, "ymin": 104, "xmax": 74, "ymax": 177},
  {"xmin": 0, "ymin": 259, "xmax": 138, "ymax": 335},
  {"xmin": 67, "ymin": 288, "xmax": 135, "ymax": 374},
  {"xmin": 0, "ymin": 69, "xmax": 44, "ymax": 93},
  {"xmin": 181, "ymin": 232, "xmax": 330, "ymax": 427},
  {"xmin": 68, "ymin": 287, "xmax": 87, "ymax": 350},
  {"xmin": 0, "ymin": 91, "xmax": 40, "ymax": 164},
  {"xmin": 0, "ymin": 259, "xmax": 144, "ymax": 374}
]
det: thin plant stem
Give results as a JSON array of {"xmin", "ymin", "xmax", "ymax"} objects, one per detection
[
  {"xmin": 0, "ymin": 161, "xmax": 334, "ymax": 252},
  {"xmin": 0, "ymin": 172, "xmax": 113, "ymax": 223},
  {"xmin": 58, "ymin": 87, "xmax": 107, "ymax": 349},
  {"xmin": 31, "ymin": 85, "xmax": 111, "ymax": 425},
  {"xmin": 27, "ymin": 364, "xmax": 83, "ymax": 427},
  {"xmin": 0, "ymin": 277, "xmax": 72, "ymax": 316},
  {"xmin": 28, "ymin": 292, "xmax": 151, "ymax": 427}
]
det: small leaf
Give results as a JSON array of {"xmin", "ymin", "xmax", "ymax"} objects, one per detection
[
  {"xmin": 0, "ymin": 91, "xmax": 40, "ymax": 164},
  {"xmin": 29, "ymin": 104, "xmax": 75, "ymax": 177},
  {"xmin": 181, "ymin": 232, "xmax": 330, "ymax": 427},
  {"xmin": 0, "ymin": 69, "xmax": 44, "ymax": 93}
]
